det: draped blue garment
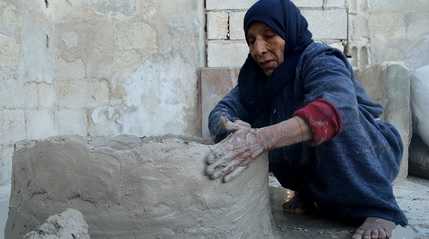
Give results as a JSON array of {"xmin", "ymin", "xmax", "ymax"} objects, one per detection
[{"xmin": 208, "ymin": 0, "xmax": 407, "ymax": 226}]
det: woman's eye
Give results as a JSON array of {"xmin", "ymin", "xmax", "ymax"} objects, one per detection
[{"xmin": 265, "ymin": 32, "xmax": 275, "ymax": 38}]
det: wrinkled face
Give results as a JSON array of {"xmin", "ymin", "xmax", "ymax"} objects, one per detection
[{"xmin": 246, "ymin": 22, "xmax": 286, "ymax": 76}]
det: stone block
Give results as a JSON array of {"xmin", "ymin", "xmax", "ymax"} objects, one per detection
[
  {"xmin": 409, "ymin": 135, "xmax": 429, "ymax": 180},
  {"xmin": 207, "ymin": 11, "xmax": 228, "ymax": 40},
  {"xmin": 355, "ymin": 62, "xmax": 411, "ymax": 180},
  {"xmin": 0, "ymin": 34, "xmax": 20, "ymax": 66},
  {"xmin": 88, "ymin": 79, "xmax": 110, "ymax": 107},
  {"xmin": 325, "ymin": 0, "xmax": 347, "ymax": 8},
  {"xmin": 206, "ymin": 0, "xmax": 257, "ymax": 10},
  {"xmin": 55, "ymin": 58, "xmax": 86, "ymax": 81},
  {"xmin": 0, "ymin": 144, "xmax": 13, "ymax": 186},
  {"xmin": 404, "ymin": 12, "xmax": 429, "ymax": 41},
  {"xmin": 292, "ymin": 0, "xmax": 323, "ymax": 8},
  {"xmin": 350, "ymin": 14, "xmax": 369, "ymax": 39},
  {"xmin": 207, "ymin": 40, "xmax": 248, "ymax": 67},
  {"xmin": 229, "ymin": 11, "xmax": 246, "ymax": 40},
  {"xmin": 87, "ymin": 0, "xmax": 137, "ymax": 16},
  {"xmin": 0, "ymin": 79, "xmax": 24, "ymax": 108},
  {"xmin": 368, "ymin": 13, "xmax": 406, "ymax": 39},
  {"xmin": 368, "ymin": 0, "xmax": 429, "ymax": 12},
  {"xmin": 302, "ymin": 9, "xmax": 348, "ymax": 39},
  {"xmin": 38, "ymin": 83, "xmax": 56, "ymax": 108},
  {"xmin": 114, "ymin": 20, "xmax": 157, "ymax": 52},
  {"xmin": 56, "ymin": 80, "xmax": 89, "ymax": 109},
  {"xmin": 24, "ymin": 208, "xmax": 90, "ymax": 239},
  {"xmin": 26, "ymin": 110, "xmax": 57, "ymax": 140},
  {"xmin": 6, "ymin": 135, "xmax": 274, "ymax": 239},
  {"xmin": 0, "ymin": 110, "xmax": 25, "ymax": 145},
  {"xmin": 55, "ymin": 110, "xmax": 88, "ymax": 136},
  {"xmin": 23, "ymin": 82, "xmax": 40, "ymax": 109},
  {"xmin": 200, "ymin": 68, "xmax": 239, "ymax": 138}
]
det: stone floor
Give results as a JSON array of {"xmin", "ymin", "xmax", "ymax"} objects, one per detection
[
  {"xmin": 270, "ymin": 177, "xmax": 429, "ymax": 239},
  {"xmin": 0, "ymin": 177, "xmax": 428, "ymax": 239}
]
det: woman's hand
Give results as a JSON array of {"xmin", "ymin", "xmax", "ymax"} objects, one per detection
[
  {"xmin": 205, "ymin": 118, "xmax": 268, "ymax": 183},
  {"xmin": 205, "ymin": 116, "xmax": 311, "ymax": 183}
]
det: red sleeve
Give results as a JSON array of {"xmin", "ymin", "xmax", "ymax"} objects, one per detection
[{"xmin": 293, "ymin": 99, "xmax": 342, "ymax": 145}]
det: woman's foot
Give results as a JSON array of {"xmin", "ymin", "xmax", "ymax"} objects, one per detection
[
  {"xmin": 352, "ymin": 217, "xmax": 396, "ymax": 239},
  {"xmin": 282, "ymin": 192, "xmax": 315, "ymax": 215}
]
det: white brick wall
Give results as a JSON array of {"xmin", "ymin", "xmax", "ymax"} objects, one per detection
[
  {"xmin": 292, "ymin": 0, "xmax": 323, "ymax": 8},
  {"xmin": 326, "ymin": 0, "xmax": 347, "ymax": 8},
  {"xmin": 206, "ymin": 0, "xmax": 257, "ymax": 10},
  {"xmin": 207, "ymin": 11, "xmax": 229, "ymax": 40},
  {"xmin": 0, "ymin": 145, "xmax": 13, "ymax": 186},
  {"xmin": 26, "ymin": 109, "xmax": 57, "ymax": 140},
  {"xmin": 205, "ymin": 0, "xmax": 353, "ymax": 67},
  {"xmin": 0, "ymin": 110, "xmax": 26, "ymax": 145},
  {"xmin": 55, "ymin": 109, "xmax": 88, "ymax": 136},
  {"xmin": 207, "ymin": 40, "xmax": 248, "ymax": 67},
  {"xmin": 229, "ymin": 11, "xmax": 246, "ymax": 40},
  {"xmin": 302, "ymin": 9, "xmax": 348, "ymax": 39}
]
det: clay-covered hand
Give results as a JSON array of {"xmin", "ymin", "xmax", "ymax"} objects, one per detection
[
  {"xmin": 205, "ymin": 124, "xmax": 269, "ymax": 183},
  {"xmin": 205, "ymin": 117, "xmax": 311, "ymax": 183}
]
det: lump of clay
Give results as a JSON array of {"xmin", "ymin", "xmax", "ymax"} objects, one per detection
[
  {"xmin": 23, "ymin": 208, "xmax": 90, "ymax": 239},
  {"xmin": 6, "ymin": 135, "xmax": 274, "ymax": 239}
]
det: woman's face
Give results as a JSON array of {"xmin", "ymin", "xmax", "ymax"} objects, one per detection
[{"xmin": 246, "ymin": 22, "xmax": 286, "ymax": 76}]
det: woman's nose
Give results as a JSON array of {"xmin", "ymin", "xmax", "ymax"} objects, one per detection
[{"xmin": 253, "ymin": 39, "xmax": 268, "ymax": 56}]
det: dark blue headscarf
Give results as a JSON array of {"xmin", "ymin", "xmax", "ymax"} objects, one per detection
[{"xmin": 238, "ymin": 0, "xmax": 313, "ymax": 119}]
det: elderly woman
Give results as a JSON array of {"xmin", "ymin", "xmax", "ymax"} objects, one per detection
[{"xmin": 205, "ymin": 0, "xmax": 407, "ymax": 238}]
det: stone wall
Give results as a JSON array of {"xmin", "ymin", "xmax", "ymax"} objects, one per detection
[
  {"xmin": 368, "ymin": 0, "xmax": 429, "ymax": 69},
  {"xmin": 0, "ymin": 0, "xmax": 205, "ymax": 188},
  {"xmin": 205, "ymin": 0, "xmax": 371, "ymax": 68}
]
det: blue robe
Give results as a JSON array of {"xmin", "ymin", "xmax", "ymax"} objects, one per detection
[{"xmin": 208, "ymin": 42, "xmax": 408, "ymax": 226}]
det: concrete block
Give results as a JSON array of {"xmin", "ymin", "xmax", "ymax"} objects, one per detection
[
  {"xmin": 207, "ymin": 11, "xmax": 229, "ymax": 40},
  {"xmin": 206, "ymin": 0, "xmax": 257, "ymax": 10},
  {"xmin": 0, "ymin": 144, "xmax": 13, "ymax": 186},
  {"xmin": 0, "ymin": 34, "xmax": 20, "ymax": 66},
  {"xmin": 56, "ymin": 80, "xmax": 88, "ymax": 109},
  {"xmin": 404, "ymin": 12, "xmax": 429, "ymax": 41},
  {"xmin": 26, "ymin": 110, "xmax": 57, "ymax": 140},
  {"xmin": 23, "ymin": 82, "xmax": 39, "ymax": 109},
  {"xmin": 55, "ymin": 58, "xmax": 86, "ymax": 81},
  {"xmin": 350, "ymin": 14, "xmax": 369, "ymax": 39},
  {"xmin": 55, "ymin": 110, "xmax": 87, "ymax": 136},
  {"xmin": 355, "ymin": 62, "xmax": 411, "ymax": 180},
  {"xmin": 0, "ymin": 65, "xmax": 18, "ymax": 82},
  {"xmin": 88, "ymin": 79, "xmax": 110, "ymax": 107},
  {"xmin": 368, "ymin": 0, "xmax": 429, "ymax": 12},
  {"xmin": 200, "ymin": 68, "xmax": 239, "ymax": 138},
  {"xmin": 368, "ymin": 13, "xmax": 406, "ymax": 39},
  {"xmin": 114, "ymin": 20, "xmax": 157, "ymax": 51},
  {"xmin": 292, "ymin": 0, "xmax": 323, "ymax": 8},
  {"xmin": 302, "ymin": 9, "xmax": 348, "ymax": 39},
  {"xmin": 207, "ymin": 40, "xmax": 248, "ymax": 67},
  {"xmin": 37, "ymin": 83, "xmax": 56, "ymax": 108},
  {"xmin": 87, "ymin": 0, "xmax": 137, "ymax": 16},
  {"xmin": 0, "ymin": 79, "xmax": 24, "ymax": 108},
  {"xmin": 0, "ymin": 110, "xmax": 25, "ymax": 145},
  {"xmin": 229, "ymin": 11, "xmax": 246, "ymax": 40},
  {"xmin": 325, "ymin": 0, "xmax": 346, "ymax": 8}
]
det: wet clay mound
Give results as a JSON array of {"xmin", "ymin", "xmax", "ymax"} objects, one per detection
[{"xmin": 6, "ymin": 135, "xmax": 274, "ymax": 239}]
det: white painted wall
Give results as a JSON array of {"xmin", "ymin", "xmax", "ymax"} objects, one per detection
[
  {"xmin": 369, "ymin": 0, "xmax": 429, "ymax": 69},
  {"xmin": 0, "ymin": 1, "xmax": 205, "ymax": 237}
]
